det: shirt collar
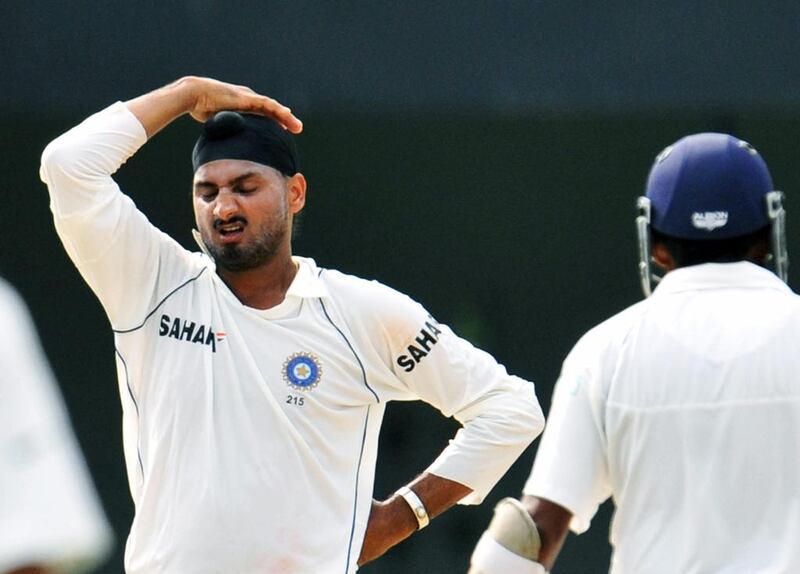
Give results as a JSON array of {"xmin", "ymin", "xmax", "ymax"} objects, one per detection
[
  {"xmin": 652, "ymin": 261, "xmax": 791, "ymax": 297},
  {"xmin": 192, "ymin": 229, "xmax": 329, "ymax": 299},
  {"xmin": 287, "ymin": 256, "xmax": 329, "ymax": 299}
]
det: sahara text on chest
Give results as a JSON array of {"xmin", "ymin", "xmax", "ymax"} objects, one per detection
[{"xmin": 158, "ymin": 314, "xmax": 220, "ymax": 352}]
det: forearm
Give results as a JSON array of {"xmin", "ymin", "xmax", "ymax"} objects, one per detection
[
  {"xmin": 125, "ymin": 76, "xmax": 199, "ymax": 138},
  {"xmin": 405, "ymin": 472, "xmax": 473, "ymax": 522},
  {"xmin": 358, "ymin": 472, "xmax": 472, "ymax": 566},
  {"xmin": 521, "ymin": 495, "xmax": 572, "ymax": 571},
  {"xmin": 468, "ymin": 495, "xmax": 571, "ymax": 574}
]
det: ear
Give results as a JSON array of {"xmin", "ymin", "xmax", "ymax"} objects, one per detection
[
  {"xmin": 286, "ymin": 173, "xmax": 307, "ymax": 214},
  {"xmin": 651, "ymin": 241, "xmax": 677, "ymax": 272},
  {"xmin": 746, "ymin": 236, "xmax": 770, "ymax": 265}
]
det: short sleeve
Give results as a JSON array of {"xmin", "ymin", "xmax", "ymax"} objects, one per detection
[{"xmin": 523, "ymin": 337, "xmax": 612, "ymax": 533}]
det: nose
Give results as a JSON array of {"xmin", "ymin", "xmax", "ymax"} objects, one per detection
[{"xmin": 213, "ymin": 188, "xmax": 238, "ymax": 220}]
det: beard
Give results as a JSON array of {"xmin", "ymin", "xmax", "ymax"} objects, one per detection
[
  {"xmin": 201, "ymin": 208, "xmax": 290, "ymax": 272},
  {"xmin": 205, "ymin": 225, "xmax": 288, "ymax": 272}
]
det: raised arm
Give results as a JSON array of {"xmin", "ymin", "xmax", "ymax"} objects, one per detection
[{"xmin": 40, "ymin": 77, "xmax": 302, "ymax": 329}]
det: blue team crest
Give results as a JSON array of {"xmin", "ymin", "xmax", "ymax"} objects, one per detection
[{"xmin": 283, "ymin": 352, "xmax": 323, "ymax": 392}]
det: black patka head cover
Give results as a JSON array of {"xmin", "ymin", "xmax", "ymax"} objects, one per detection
[{"xmin": 192, "ymin": 111, "xmax": 299, "ymax": 175}]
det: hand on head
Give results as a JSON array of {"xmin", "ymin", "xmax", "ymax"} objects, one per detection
[
  {"xmin": 126, "ymin": 76, "xmax": 303, "ymax": 139},
  {"xmin": 186, "ymin": 77, "xmax": 303, "ymax": 134}
]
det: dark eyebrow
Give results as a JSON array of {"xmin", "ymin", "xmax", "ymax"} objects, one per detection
[{"xmin": 194, "ymin": 171, "xmax": 259, "ymax": 190}]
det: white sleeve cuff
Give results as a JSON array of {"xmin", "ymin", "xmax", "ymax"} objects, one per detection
[{"xmin": 469, "ymin": 532, "xmax": 546, "ymax": 574}]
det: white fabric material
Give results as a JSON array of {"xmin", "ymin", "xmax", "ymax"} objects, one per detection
[
  {"xmin": 0, "ymin": 278, "xmax": 112, "ymax": 573},
  {"xmin": 469, "ymin": 532, "xmax": 546, "ymax": 574},
  {"xmin": 525, "ymin": 262, "xmax": 800, "ymax": 573},
  {"xmin": 40, "ymin": 102, "xmax": 545, "ymax": 574}
]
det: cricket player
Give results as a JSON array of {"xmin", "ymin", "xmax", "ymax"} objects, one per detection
[
  {"xmin": 0, "ymin": 278, "xmax": 112, "ymax": 573},
  {"xmin": 469, "ymin": 133, "xmax": 800, "ymax": 573},
  {"xmin": 39, "ymin": 76, "xmax": 544, "ymax": 573}
]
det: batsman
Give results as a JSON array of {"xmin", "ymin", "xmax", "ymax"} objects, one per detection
[{"xmin": 469, "ymin": 133, "xmax": 800, "ymax": 573}]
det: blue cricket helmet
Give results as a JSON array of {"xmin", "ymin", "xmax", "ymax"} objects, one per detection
[
  {"xmin": 646, "ymin": 133, "xmax": 773, "ymax": 239},
  {"xmin": 636, "ymin": 133, "xmax": 787, "ymax": 296}
]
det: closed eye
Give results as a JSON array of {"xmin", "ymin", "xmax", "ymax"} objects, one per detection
[{"xmin": 194, "ymin": 182, "xmax": 218, "ymax": 201}]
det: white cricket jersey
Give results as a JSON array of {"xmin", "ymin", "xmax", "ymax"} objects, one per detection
[
  {"xmin": 0, "ymin": 278, "xmax": 112, "ymax": 573},
  {"xmin": 40, "ymin": 102, "xmax": 544, "ymax": 574},
  {"xmin": 525, "ymin": 262, "xmax": 800, "ymax": 573}
]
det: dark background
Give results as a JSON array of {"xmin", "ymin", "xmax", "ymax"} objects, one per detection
[{"xmin": 4, "ymin": 2, "xmax": 800, "ymax": 573}]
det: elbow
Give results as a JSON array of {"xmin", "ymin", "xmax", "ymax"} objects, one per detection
[
  {"xmin": 493, "ymin": 390, "xmax": 546, "ymax": 449},
  {"xmin": 40, "ymin": 134, "xmax": 92, "ymax": 185},
  {"xmin": 500, "ymin": 378, "xmax": 546, "ymax": 445},
  {"xmin": 516, "ymin": 384, "xmax": 546, "ymax": 444},
  {"xmin": 531, "ymin": 400, "xmax": 546, "ymax": 439},
  {"xmin": 39, "ymin": 138, "xmax": 71, "ymax": 184},
  {"xmin": 471, "ymin": 384, "xmax": 546, "ymax": 447},
  {"xmin": 521, "ymin": 400, "xmax": 546, "ymax": 447}
]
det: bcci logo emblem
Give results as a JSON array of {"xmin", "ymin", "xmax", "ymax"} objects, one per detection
[{"xmin": 283, "ymin": 352, "xmax": 322, "ymax": 392}]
